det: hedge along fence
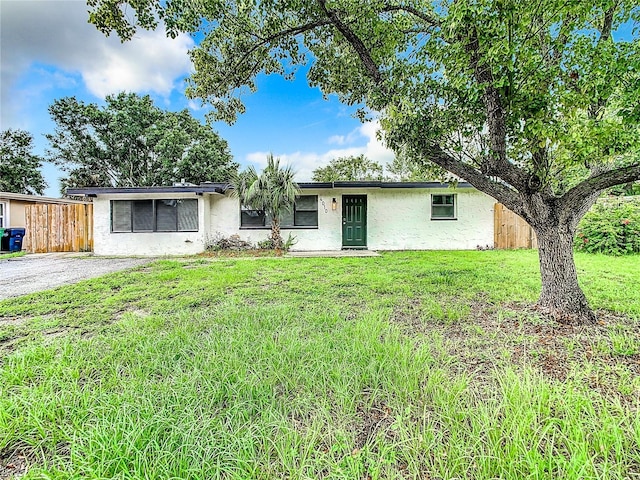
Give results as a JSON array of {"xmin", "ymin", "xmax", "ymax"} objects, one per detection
[{"xmin": 575, "ymin": 196, "xmax": 640, "ymax": 255}]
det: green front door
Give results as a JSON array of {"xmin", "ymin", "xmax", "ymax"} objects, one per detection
[{"xmin": 342, "ymin": 195, "xmax": 367, "ymax": 248}]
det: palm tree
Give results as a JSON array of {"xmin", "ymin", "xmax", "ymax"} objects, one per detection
[{"xmin": 231, "ymin": 154, "xmax": 300, "ymax": 250}]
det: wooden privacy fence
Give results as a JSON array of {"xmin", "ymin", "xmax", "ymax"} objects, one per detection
[
  {"xmin": 24, "ymin": 203, "xmax": 93, "ymax": 253},
  {"xmin": 494, "ymin": 203, "xmax": 538, "ymax": 249}
]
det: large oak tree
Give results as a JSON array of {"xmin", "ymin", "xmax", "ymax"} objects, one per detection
[
  {"xmin": 0, "ymin": 129, "xmax": 47, "ymax": 196},
  {"xmin": 88, "ymin": 0, "xmax": 640, "ymax": 323},
  {"xmin": 46, "ymin": 92, "xmax": 238, "ymax": 190}
]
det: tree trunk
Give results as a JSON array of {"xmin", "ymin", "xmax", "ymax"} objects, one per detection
[
  {"xmin": 271, "ymin": 220, "xmax": 283, "ymax": 251},
  {"xmin": 535, "ymin": 225, "xmax": 597, "ymax": 324}
]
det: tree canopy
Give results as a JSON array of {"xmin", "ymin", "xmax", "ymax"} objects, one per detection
[
  {"xmin": 386, "ymin": 154, "xmax": 439, "ymax": 182},
  {"xmin": 0, "ymin": 129, "xmax": 47, "ymax": 195},
  {"xmin": 312, "ymin": 155, "xmax": 384, "ymax": 182},
  {"xmin": 46, "ymin": 92, "xmax": 238, "ymax": 190},
  {"xmin": 87, "ymin": 0, "xmax": 640, "ymax": 322}
]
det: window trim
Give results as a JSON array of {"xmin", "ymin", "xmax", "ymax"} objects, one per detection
[
  {"xmin": 0, "ymin": 202, "xmax": 6, "ymax": 228},
  {"xmin": 240, "ymin": 195, "xmax": 319, "ymax": 229},
  {"xmin": 430, "ymin": 194, "xmax": 457, "ymax": 220},
  {"xmin": 110, "ymin": 199, "xmax": 199, "ymax": 233}
]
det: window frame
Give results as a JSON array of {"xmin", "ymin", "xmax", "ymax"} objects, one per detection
[
  {"xmin": 240, "ymin": 195, "xmax": 319, "ymax": 229},
  {"xmin": 430, "ymin": 194, "xmax": 457, "ymax": 220},
  {"xmin": 110, "ymin": 199, "xmax": 199, "ymax": 233},
  {"xmin": 0, "ymin": 202, "xmax": 5, "ymax": 228}
]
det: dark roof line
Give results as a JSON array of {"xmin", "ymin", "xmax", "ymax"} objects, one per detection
[
  {"xmin": 66, "ymin": 181, "xmax": 474, "ymax": 196},
  {"xmin": 66, "ymin": 184, "xmax": 227, "ymax": 196},
  {"xmin": 317, "ymin": 181, "xmax": 472, "ymax": 189}
]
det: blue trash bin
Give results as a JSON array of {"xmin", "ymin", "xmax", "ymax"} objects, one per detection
[{"xmin": 6, "ymin": 228, "xmax": 25, "ymax": 252}]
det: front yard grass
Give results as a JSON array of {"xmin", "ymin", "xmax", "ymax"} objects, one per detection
[{"xmin": 0, "ymin": 250, "xmax": 638, "ymax": 479}]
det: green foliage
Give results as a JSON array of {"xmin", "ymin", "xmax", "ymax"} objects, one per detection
[
  {"xmin": 312, "ymin": 155, "xmax": 384, "ymax": 182},
  {"xmin": 608, "ymin": 182, "xmax": 640, "ymax": 196},
  {"xmin": 575, "ymin": 198, "xmax": 640, "ymax": 255},
  {"xmin": 231, "ymin": 154, "xmax": 300, "ymax": 250},
  {"xmin": 0, "ymin": 129, "xmax": 47, "ymax": 195},
  {"xmin": 46, "ymin": 92, "xmax": 238, "ymax": 190},
  {"xmin": 386, "ymin": 152, "xmax": 450, "ymax": 182}
]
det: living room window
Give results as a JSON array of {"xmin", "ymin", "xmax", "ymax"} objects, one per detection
[
  {"xmin": 111, "ymin": 199, "xmax": 198, "ymax": 232},
  {"xmin": 240, "ymin": 195, "xmax": 318, "ymax": 228}
]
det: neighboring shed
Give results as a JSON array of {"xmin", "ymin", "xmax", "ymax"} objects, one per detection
[
  {"xmin": 67, "ymin": 182, "xmax": 498, "ymax": 256},
  {"xmin": 0, "ymin": 192, "xmax": 93, "ymax": 253}
]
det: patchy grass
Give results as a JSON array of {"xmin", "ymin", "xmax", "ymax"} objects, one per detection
[
  {"xmin": 0, "ymin": 251, "xmax": 26, "ymax": 260},
  {"xmin": 0, "ymin": 250, "xmax": 638, "ymax": 479},
  {"xmin": 198, "ymin": 248, "xmax": 284, "ymax": 258}
]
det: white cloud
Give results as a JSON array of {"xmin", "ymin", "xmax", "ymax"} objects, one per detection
[
  {"xmin": 188, "ymin": 100, "xmax": 209, "ymax": 111},
  {"xmin": 1, "ymin": 0, "xmax": 193, "ymax": 126},
  {"xmin": 327, "ymin": 127, "xmax": 363, "ymax": 146},
  {"xmin": 80, "ymin": 30, "xmax": 193, "ymax": 98},
  {"xmin": 327, "ymin": 135, "xmax": 347, "ymax": 145},
  {"xmin": 245, "ymin": 120, "xmax": 395, "ymax": 181}
]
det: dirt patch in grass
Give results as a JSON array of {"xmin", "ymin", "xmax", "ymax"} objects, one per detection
[
  {"xmin": 198, "ymin": 249, "xmax": 284, "ymax": 258},
  {"xmin": 391, "ymin": 297, "xmax": 640, "ymax": 401},
  {"xmin": 0, "ymin": 451, "xmax": 29, "ymax": 480},
  {"xmin": 354, "ymin": 401, "xmax": 396, "ymax": 451},
  {"xmin": 0, "ymin": 444, "xmax": 38, "ymax": 480},
  {"xmin": 0, "ymin": 443, "xmax": 70, "ymax": 480},
  {"xmin": 0, "ymin": 317, "xmax": 29, "ymax": 328}
]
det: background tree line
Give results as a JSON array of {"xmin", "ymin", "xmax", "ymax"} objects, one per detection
[{"xmin": 1, "ymin": 92, "xmax": 238, "ymax": 195}]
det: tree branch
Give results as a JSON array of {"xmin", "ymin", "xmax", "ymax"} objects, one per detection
[
  {"xmin": 415, "ymin": 141, "xmax": 525, "ymax": 214},
  {"xmin": 589, "ymin": 3, "xmax": 618, "ymax": 118},
  {"xmin": 561, "ymin": 163, "xmax": 640, "ymax": 213},
  {"xmin": 465, "ymin": 28, "xmax": 529, "ymax": 192},
  {"xmin": 255, "ymin": 18, "xmax": 333, "ymax": 45},
  {"xmin": 317, "ymin": 0, "xmax": 384, "ymax": 85},
  {"xmin": 229, "ymin": 18, "xmax": 333, "ymax": 86},
  {"xmin": 379, "ymin": 4, "xmax": 441, "ymax": 27},
  {"xmin": 598, "ymin": 3, "xmax": 616, "ymax": 44}
]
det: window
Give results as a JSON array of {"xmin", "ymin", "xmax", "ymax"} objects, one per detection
[
  {"xmin": 240, "ymin": 195, "xmax": 318, "ymax": 228},
  {"xmin": 431, "ymin": 194, "xmax": 456, "ymax": 219},
  {"xmin": 0, "ymin": 203, "xmax": 5, "ymax": 228},
  {"xmin": 111, "ymin": 199, "xmax": 198, "ymax": 232}
]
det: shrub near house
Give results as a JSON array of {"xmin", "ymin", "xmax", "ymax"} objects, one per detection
[{"xmin": 575, "ymin": 197, "xmax": 640, "ymax": 255}]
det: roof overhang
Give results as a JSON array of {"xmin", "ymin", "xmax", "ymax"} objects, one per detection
[
  {"xmin": 66, "ymin": 183, "xmax": 227, "ymax": 197},
  {"xmin": 0, "ymin": 191, "xmax": 91, "ymax": 204},
  {"xmin": 66, "ymin": 181, "xmax": 474, "ymax": 197},
  {"xmin": 298, "ymin": 181, "xmax": 474, "ymax": 189}
]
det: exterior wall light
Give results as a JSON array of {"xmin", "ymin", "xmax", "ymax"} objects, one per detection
[{"xmin": 331, "ymin": 198, "xmax": 338, "ymax": 211}]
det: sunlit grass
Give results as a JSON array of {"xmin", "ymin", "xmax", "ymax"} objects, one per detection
[{"xmin": 0, "ymin": 251, "xmax": 638, "ymax": 479}]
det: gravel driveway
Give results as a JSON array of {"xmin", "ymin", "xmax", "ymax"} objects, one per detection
[{"xmin": 0, "ymin": 253, "xmax": 155, "ymax": 300}]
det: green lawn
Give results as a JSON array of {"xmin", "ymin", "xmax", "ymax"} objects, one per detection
[{"xmin": 1, "ymin": 250, "xmax": 639, "ymax": 479}]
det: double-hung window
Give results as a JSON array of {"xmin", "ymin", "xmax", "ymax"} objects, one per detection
[
  {"xmin": 0, "ymin": 202, "xmax": 5, "ymax": 228},
  {"xmin": 240, "ymin": 195, "xmax": 318, "ymax": 228},
  {"xmin": 111, "ymin": 199, "xmax": 198, "ymax": 232},
  {"xmin": 431, "ymin": 194, "xmax": 456, "ymax": 220}
]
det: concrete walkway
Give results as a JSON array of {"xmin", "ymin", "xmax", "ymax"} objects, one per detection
[{"xmin": 286, "ymin": 250, "xmax": 380, "ymax": 258}]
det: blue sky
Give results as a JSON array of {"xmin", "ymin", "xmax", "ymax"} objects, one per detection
[{"xmin": 0, "ymin": 0, "xmax": 394, "ymax": 197}]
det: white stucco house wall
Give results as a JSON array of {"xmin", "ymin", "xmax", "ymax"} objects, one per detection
[{"xmin": 66, "ymin": 182, "xmax": 497, "ymax": 256}]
